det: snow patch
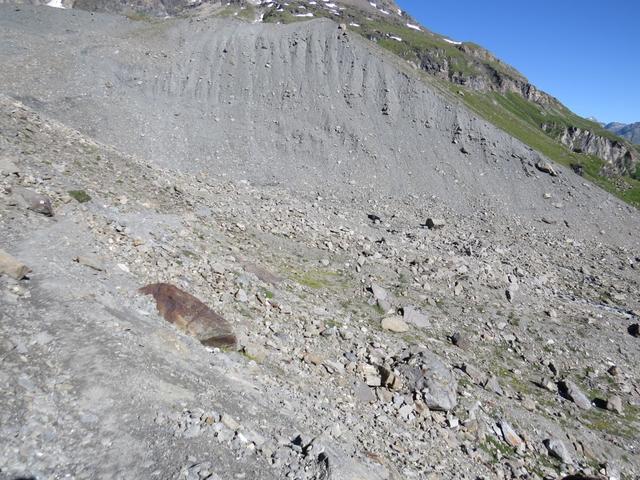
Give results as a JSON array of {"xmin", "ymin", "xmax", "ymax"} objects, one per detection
[
  {"xmin": 406, "ymin": 23, "xmax": 421, "ymax": 31},
  {"xmin": 443, "ymin": 38, "xmax": 462, "ymax": 45},
  {"xmin": 46, "ymin": 0, "xmax": 65, "ymax": 8},
  {"xmin": 294, "ymin": 12, "xmax": 314, "ymax": 17}
]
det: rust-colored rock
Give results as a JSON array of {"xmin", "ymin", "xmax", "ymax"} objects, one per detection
[{"xmin": 139, "ymin": 283, "xmax": 236, "ymax": 348}]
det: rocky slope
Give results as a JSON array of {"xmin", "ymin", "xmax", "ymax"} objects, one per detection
[
  {"xmin": 1, "ymin": 5, "xmax": 640, "ymax": 480},
  {"xmin": 5, "ymin": 0, "xmax": 639, "ymax": 195},
  {"xmin": 605, "ymin": 122, "xmax": 640, "ymax": 146}
]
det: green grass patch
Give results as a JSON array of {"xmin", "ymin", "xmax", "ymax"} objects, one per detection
[
  {"xmin": 293, "ymin": 269, "xmax": 344, "ymax": 289},
  {"xmin": 584, "ymin": 405, "xmax": 639, "ymax": 439},
  {"xmin": 68, "ymin": 190, "xmax": 91, "ymax": 203}
]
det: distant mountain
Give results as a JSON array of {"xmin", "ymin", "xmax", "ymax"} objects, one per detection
[{"xmin": 605, "ymin": 122, "xmax": 640, "ymax": 144}]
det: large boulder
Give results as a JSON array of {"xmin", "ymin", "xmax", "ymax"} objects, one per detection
[{"xmin": 140, "ymin": 283, "xmax": 237, "ymax": 348}]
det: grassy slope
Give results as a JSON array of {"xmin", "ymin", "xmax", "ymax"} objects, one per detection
[{"xmin": 455, "ymin": 89, "xmax": 640, "ymax": 206}]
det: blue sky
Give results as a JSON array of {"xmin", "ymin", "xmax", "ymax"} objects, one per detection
[{"xmin": 396, "ymin": 0, "xmax": 639, "ymax": 124}]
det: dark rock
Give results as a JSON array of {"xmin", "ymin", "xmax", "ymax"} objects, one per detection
[
  {"xmin": 425, "ymin": 218, "xmax": 445, "ymax": 230},
  {"xmin": 139, "ymin": 283, "xmax": 236, "ymax": 348},
  {"xmin": 628, "ymin": 323, "xmax": 639, "ymax": 337},
  {"xmin": 570, "ymin": 163, "xmax": 584, "ymax": 176}
]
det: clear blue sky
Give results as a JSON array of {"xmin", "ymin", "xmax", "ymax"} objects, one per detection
[{"xmin": 396, "ymin": 0, "xmax": 639, "ymax": 124}]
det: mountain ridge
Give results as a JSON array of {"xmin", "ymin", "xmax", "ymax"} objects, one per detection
[{"xmin": 605, "ymin": 121, "xmax": 640, "ymax": 145}]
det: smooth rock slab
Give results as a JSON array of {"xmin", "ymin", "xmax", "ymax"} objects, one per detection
[{"xmin": 140, "ymin": 283, "xmax": 237, "ymax": 348}]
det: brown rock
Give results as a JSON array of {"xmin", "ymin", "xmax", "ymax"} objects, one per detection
[
  {"xmin": 139, "ymin": 283, "xmax": 236, "ymax": 348},
  {"xmin": 0, "ymin": 248, "xmax": 31, "ymax": 280}
]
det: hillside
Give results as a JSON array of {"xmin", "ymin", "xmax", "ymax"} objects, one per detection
[
  {"xmin": 1, "ymin": 4, "xmax": 640, "ymax": 480},
  {"xmin": 247, "ymin": 0, "xmax": 640, "ymax": 205}
]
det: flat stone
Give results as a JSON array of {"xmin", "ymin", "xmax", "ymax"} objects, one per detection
[
  {"xmin": 381, "ymin": 316, "xmax": 409, "ymax": 333},
  {"xmin": 74, "ymin": 255, "xmax": 104, "ymax": 272}
]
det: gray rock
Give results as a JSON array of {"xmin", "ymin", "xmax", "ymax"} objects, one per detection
[
  {"xmin": 606, "ymin": 395, "xmax": 624, "ymax": 414},
  {"xmin": 559, "ymin": 380, "xmax": 592, "ymax": 410},
  {"xmin": 500, "ymin": 421, "xmax": 523, "ymax": 449},
  {"xmin": 14, "ymin": 187, "xmax": 54, "ymax": 216},
  {"xmin": 0, "ymin": 156, "xmax": 19, "ymax": 175},
  {"xmin": 221, "ymin": 413, "xmax": 240, "ymax": 432},
  {"xmin": 74, "ymin": 255, "xmax": 104, "ymax": 272},
  {"xmin": 400, "ymin": 351, "xmax": 457, "ymax": 411},
  {"xmin": 544, "ymin": 438, "xmax": 573, "ymax": 464},
  {"xmin": 402, "ymin": 306, "xmax": 429, "ymax": 328},
  {"xmin": 353, "ymin": 380, "xmax": 376, "ymax": 403}
]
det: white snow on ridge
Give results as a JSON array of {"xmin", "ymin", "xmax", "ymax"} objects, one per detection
[
  {"xmin": 46, "ymin": 0, "xmax": 65, "ymax": 8},
  {"xmin": 294, "ymin": 12, "xmax": 314, "ymax": 17},
  {"xmin": 390, "ymin": 35, "xmax": 402, "ymax": 42},
  {"xmin": 349, "ymin": 22, "xmax": 360, "ymax": 27},
  {"xmin": 406, "ymin": 23, "xmax": 421, "ymax": 31},
  {"xmin": 443, "ymin": 38, "xmax": 462, "ymax": 45}
]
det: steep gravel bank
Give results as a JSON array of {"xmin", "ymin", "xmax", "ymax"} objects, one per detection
[{"xmin": 0, "ymin": 5, "xmax": 637, "ymax": 247}]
